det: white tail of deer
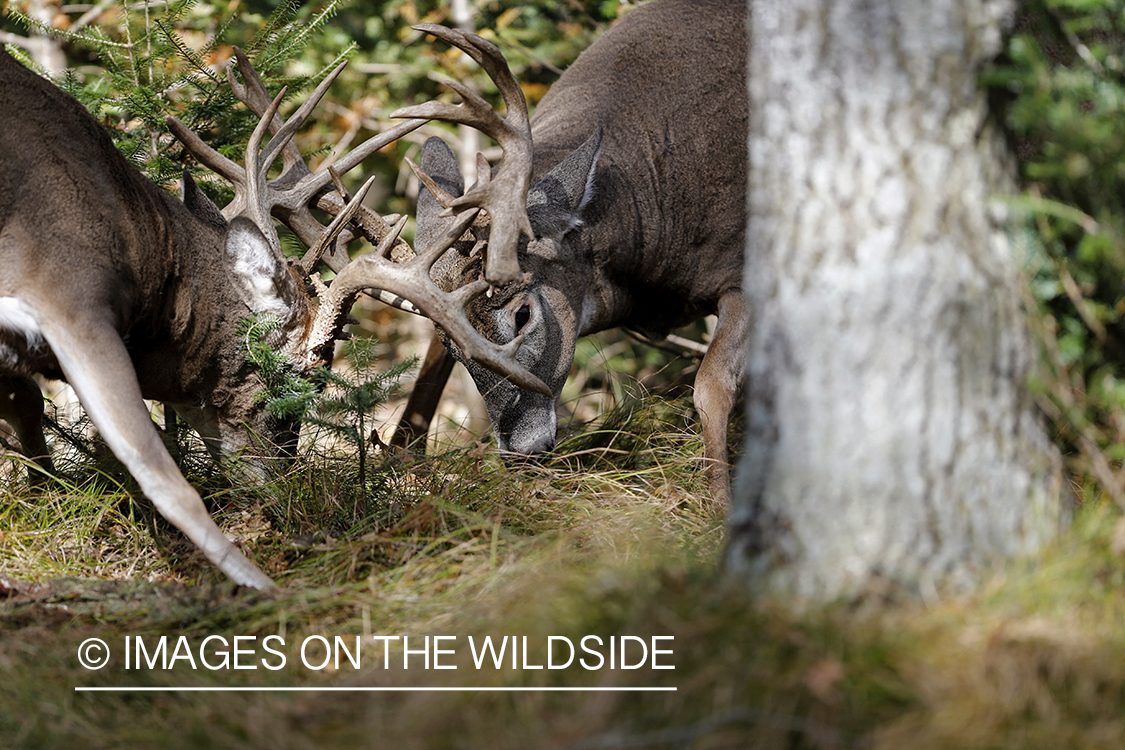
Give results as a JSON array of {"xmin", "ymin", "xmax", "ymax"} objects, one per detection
[{"xmin": 0, "ymin": 42, "xmax": 546, "ymax": 588}]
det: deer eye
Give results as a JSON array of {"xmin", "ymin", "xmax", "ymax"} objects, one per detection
[{"xmin": 514, "ymin": 303, "xmax": 531, "ymax": 333}]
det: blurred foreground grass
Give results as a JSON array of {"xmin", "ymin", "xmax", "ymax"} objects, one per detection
[{"xmin": 1, "ymin": 392, "xmax": 1124, "ymax": 749}]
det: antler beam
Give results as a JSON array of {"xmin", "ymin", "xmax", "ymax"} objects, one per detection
[
  {"xmin": 300, "ymin": 204, "xmax": 550, "ymax": 396},
  {"xmin": 392, "ymin": 25, "xmax": 533, "ymax": 287},
  {"xmin": 166, "ymin": 47, "xmax": 425, "ymax": 273},
  {"xmin": 167, "ymin": 46, "xmax": 548, "ymax": 395}
]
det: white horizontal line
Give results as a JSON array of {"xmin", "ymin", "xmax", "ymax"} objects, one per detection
[{"xmin": 75, "ymin": 686, "xmax": 677, "ymax": 693}]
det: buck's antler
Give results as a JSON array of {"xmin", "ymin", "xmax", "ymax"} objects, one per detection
[
  {"xmin": 299, "ymin": 202, "xmax": 549, "ymax": 396},
  {"xmin": 168, "ymin": 47, "xmax": 549, "ymax": 396},
  {"xmin": 166, "ymin": 47, "xmax": 424, "ymax": 274},
  {"xmin": 392, "ymin": 24, "xmax": 533, "ymax": 287}
]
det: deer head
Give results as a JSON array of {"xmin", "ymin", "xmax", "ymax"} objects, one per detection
[
  {"xmin": 395, "ymin": 25, "xmax": 602, "ymax": 457},
  {"xmin": 414, "ymin": 133, "xmax": 602, "ymax": 456}
]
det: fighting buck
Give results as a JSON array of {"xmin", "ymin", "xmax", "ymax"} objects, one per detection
[
  {"xmin": 396, "ymin": 0, "xmax": 748, "ymax": 497},
  {"xmin": 0, "ymin": 38, "xmax": 545, "ymax": 588}
]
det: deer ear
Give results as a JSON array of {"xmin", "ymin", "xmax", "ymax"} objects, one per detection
[
  {"xmin": 181, "ymin": 169, "xmax": 227, "ymax": 230},
  {"xmin": 527, "ymin": 126, "xmax": 602, "ymax": 241},
  {"xmin": 416, "ymin": 137, "xmax": 466, "ymax": 251},
  {"xmin": 223, "ymin": 217, "xmax": 299, "ymax": 319}
]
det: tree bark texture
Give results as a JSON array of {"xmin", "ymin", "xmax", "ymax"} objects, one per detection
[{"xmin": 727, "ymin": 0, "xmax": 1065, "ymax": 599}]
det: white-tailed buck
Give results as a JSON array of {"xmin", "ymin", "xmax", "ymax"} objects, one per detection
[
  {"xmin": 0, "ymin": 38, "xmax": 545, "ymax": 588},
  {"xmin": 396, "ymin": 0, "xmax": 748, "ymax": 497}
]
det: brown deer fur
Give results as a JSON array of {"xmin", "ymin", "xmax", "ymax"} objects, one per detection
[
  {"xmin": 417, "ymin": 0, "xmax": 748, "ymax": 498},
  {"xmin": 0, "ymin": 48, "xmax": 313, "ymax": 588}
]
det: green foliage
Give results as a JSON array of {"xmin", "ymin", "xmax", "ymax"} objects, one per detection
[
  {"xmin": 4, "ymin": 0, "xmax": 349, "ymax": 194},
  {"xmin": 240, "ymin": 315, "xmax": 319, "ymax": 421},
  {"xmin": 240, "ymin": 313, "xmax": 415, "ymax": 499},
  {"xmin": 303, "ymin": 340, "xmax": 414, "ymax": 438},
  {"xmin": 301, "ymin": 338, "xmax": 416, "ymax": 489},
  {"xmin": 988, "ymin": 0, "xmax": 1125, "ymax": 503},
  {"xmin": 1, "ymin": 0, "xmax": 618, "ymax": 241}
]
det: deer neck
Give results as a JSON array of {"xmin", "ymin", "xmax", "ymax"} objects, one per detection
[{"xmin": 529, "ymin": 143, "xmax": 642, "ymax": 339}]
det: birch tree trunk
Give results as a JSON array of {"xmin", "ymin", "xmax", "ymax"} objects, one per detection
[{"xmin": 727, "ymin": 0, "xmax": 1065, "ymax": 599}]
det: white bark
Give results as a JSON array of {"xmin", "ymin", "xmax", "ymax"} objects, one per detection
[
  {"xmin": 727, "ymin": 0, "xmax": 1065, "ymax": 599},
  {"xmin": 1, "ymin": 0, "xmax": 67, "ymax": 75}
]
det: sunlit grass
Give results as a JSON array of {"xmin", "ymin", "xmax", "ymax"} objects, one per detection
[{"xmin": 1, "ymin": 389, "xmax": 1124, "ymax": 748}]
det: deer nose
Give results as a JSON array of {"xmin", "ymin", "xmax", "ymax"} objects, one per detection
[
  {"xmin": 522, "ymin": 434, "xmax": 556, "ymax": 456},
  {"xmin": 502, "ymin": 433, "xmax": 556, "ymax": 464}
]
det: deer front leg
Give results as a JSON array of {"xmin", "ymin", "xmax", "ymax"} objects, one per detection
[
  {"xmin": 0, "ymin": 374, "xmax": 56, "ymax": 485},
  {"xmin": 390, "ymin": 330, "xmax": 456, "ymax": 452},
  {"xmin": 38, "ymin": 317, "xmax": 274, "ymax": 589},
  {"xmin": 694, "ymin": 290, "xmax": 749, "ymax": 501}
]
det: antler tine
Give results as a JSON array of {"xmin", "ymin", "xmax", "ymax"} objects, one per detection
[
  {"xmin": 417, "ymin": 208, "xmax": 481, "ymax": 269},
  {"xmin": 475, "ymin": 152, "xmax": 491, "ymax": 183},
  {"xmin": 323, "ymin": 118, "xmax": 429, "ymax": 180},
  {"xmin": 240, "ymin": 85, "xmax": 289, "ymax": 251},
  {"xmin": 392, "ymin": 24, "xmax": 533, "ymax": 287},
  {"xmin": 298, "ymin": 175, "xmax": 376, "ymax": 274},
  {"xmin": 256, "ymin": 60, "xmax": 348, "ymax": 179},
  {"xmin": 374, "ymin": 214, "xmax": 410, "ymax": 259},
  {"xmin": 228, "ymin": 47, "xmax": 306, "ymax": 179},
  {"xmin": 394, "ymin": 79, "xmax": 519, "ymax": 144},
  {"xmin": 169, "ymin": 48, "xmax": 426, "ymax": 272},
  {"xmin": 165, "ymin": 114, "xmax": 244, "ymax": 184},
  {"xmin": 367, "ymin": 216, "xmax": 424, "ymax": 315},
  {"xmin": 298, "ymin": 209, "xmax": 549, "ymax": 396},
  {"xmin": 405, "ymin": 156, "xmax": 456, "ymax": 209}
]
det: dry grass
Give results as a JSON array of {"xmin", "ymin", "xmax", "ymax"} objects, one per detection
[{"xmin": 1, "ymin": 384, "xmax": 1125, "ymax": 748}]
